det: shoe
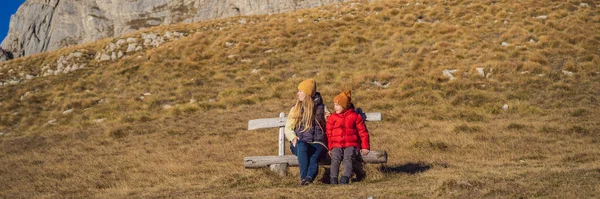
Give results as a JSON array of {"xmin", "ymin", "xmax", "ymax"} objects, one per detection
[
  {"xmin": 300, "ymin": 179, "xmax": 308, "ymax": 186},
  {"xmin": 340, "ymin": 176, "xmax": 350, "ymax": 184},
  {"xmin": 330, "ymin": 177, "xmax": 338, "ymax": 184},
  {"xmin": 305, "ymin": 176, "xmax": 313, "ymax": 184}
]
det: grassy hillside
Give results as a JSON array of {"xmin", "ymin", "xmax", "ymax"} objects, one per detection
[{"xmin": 1, "ymin": 0, "xmax": 599, "ymax": 197}]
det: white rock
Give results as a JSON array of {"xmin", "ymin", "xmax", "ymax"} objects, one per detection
[
  {"xmin": 297, "ymin": 18, "xmax": 303, "ymax": 23},
  {"xmin": 225, "ymin": 42, "xmax": 235, "ymax": 47},
  {"xmin": 562, "ymin": 70, "xmax": 574, "ymax": 76},
  {"xmin": 529, "ymin": 39, "xmax": 536, "ymax": 43},
  {"xmin": 535, "ymin": 15, "xmax": 548, "ymax": 19},
  {"xmin": 117, "ymin": 51, "xmax": 124, "ymax": 58},
  {"xmin": 152, "ymin": 36, "xmax": 165, "ymax": 47},
  {"xmin": 520, "ymin": 71, "xmax": 529, "ymax": 75},
  {"xmin": 116, "ymin": 39, "xmax": 126, "ymax": 47},
  {"xmin": 47, "ymin": 119, "xmax": 57, "ymax": 125},
  {"xmin": 443, "ymin": 69, "xmax": 457, "ymax": 80},
  {"xmin": 100, "ymin": 54, "xmax": 111, "ymax": 61},
  {"xmin": 69, "ymin": 52, "xmax": 83, "ymax": 59},
  {"xmin": 228, "ymin": 54, "xmax": 237, "ymax": 59},
  {"xmin": 241, "ymin": 59, "xmax": 252, "ymax": 63},
  {"xmin": 265, "ymin": 49, "xmax": 273, "ymax": 53},
  {"xmin": 126, "ymin": 43, "xmax": 137, "ymax": 52},
  {"xmin": 126, "ymin": 37, "xmax": 137, "ymax": 43},
  {"xmin": 144, "ymin": 93, "xmax": 151, "ymax": 96},
  {"xmin": 501, "ymin": 42, "xmax": 510, "ymax": 46},
  {"xmin": 373, "ymin": 80, "xmax": 390, "ymax": 88},
  {"xmin": 165, "ymin": 31, "xmax": 173, "ymax": 39},
  {"xmin": 26, "ymin": 74, "xmax": 35, "ymax": 80},
  {"xmin": 162, "ymin": 104, "xmax": 173, "ymax": 109},
  {"xmin": 502, "ymin": 104, "xmax": 509, "ymax": 110},
  {"xmin": 143, "ymin": 33, "xmax": 157, "ymax": 40},
  {"xmin": 111, "ymin": 52, "xmax": 117, "ymax": 60},
  {"xmin": 476, "ymin": 68, "xmax": 485, "ymax": 77},
  {"xmin": 63, "ymin": 66, "xmax": 71, "ymax": 73},
  {"xmin": 63, "ymin": 109, "xmax": 74, "ymax": 114},
  {"xmin": 109, "ymin": 42, "xmax": 116, "ymax": 51},
  {"xmin": 252, "ymin": 69, "xmax": 261, "ymax": 73},
  {"xmin": 144, "ymin": 38, "xmax": 152, "ymax": 46},
  {"xmin": 579, "ymin": 3, "xmax": 589, "ymax": 7},
  {"xmin": 135, "ymin": 46, "xmax": 143, "ymax": 51}
]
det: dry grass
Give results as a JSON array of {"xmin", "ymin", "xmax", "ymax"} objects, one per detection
[{"xmin": 1, "ymin": 0, "xmax": 599, "ymax": 198}]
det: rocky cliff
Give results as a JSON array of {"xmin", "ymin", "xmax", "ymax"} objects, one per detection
[{"xmin": 1, "ymin": 0, "xmax": 352, "ymax": 60}]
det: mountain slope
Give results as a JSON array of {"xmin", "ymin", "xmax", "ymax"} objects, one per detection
[
  {"xmin": 0, "ymin": 0, "xmax": 599, "ymax": 197},
  {"xmin": 1, "ymin": 0, "xmax": 353, "ymax": 59}
]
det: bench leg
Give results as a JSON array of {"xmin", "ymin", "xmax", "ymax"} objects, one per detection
[{"xmin": 269, "ymin": 163, "xmax": 288, "ymax": 176}]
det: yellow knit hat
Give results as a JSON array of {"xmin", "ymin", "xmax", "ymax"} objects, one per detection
[
  {"xmin": 334, "ymin": 90, "xmax": 352, "ymax": 109},
  {"xmin": 298, "ymin": 79, "xmax": 316, "ymax": 97}
]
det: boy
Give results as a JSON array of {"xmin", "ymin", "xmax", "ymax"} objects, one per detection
[{"xmin": 326, "ymin": 91, "xmax": 370, "ymax": 184}]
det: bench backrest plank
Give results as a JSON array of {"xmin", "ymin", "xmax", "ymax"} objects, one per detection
[{"xmin": 248, "ymin": 112, "xmax": 382, "ymax": 130}]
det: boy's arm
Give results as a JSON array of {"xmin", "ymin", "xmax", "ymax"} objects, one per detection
[
  {"xmin": 326, "ymin": 116, "xmax": 334, "ymax": 148},
  {"xmin": 356, "ymin": 114, "xmax": 370, "ymax": 150}
]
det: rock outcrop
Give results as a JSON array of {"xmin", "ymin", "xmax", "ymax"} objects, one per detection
[
  {"xmin": 1, "ymin": 0, "xmax": 353, "ymax": 61},
  {"xmin": 0, "ymin": 48, "xmax": 12, "ymax": 61}
]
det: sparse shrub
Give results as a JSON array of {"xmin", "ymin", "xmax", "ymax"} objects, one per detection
[
  {"xmin": 454, "ymin": 124, "xmax": 482, "ymax": 133},
  {"xmin": 507, "ymin": 123, "xmax": 528, "ymax": 130},
  {"xmin": 454, "ymin": 111, "xmax": 486, "ymax": 122},
  {"xmin": 568, "ymin": 126, "xmax": 590, "ymax": 136},
  {"xmin": 180, "ymin": 104, "xmax": 200, "ymax": 114},
  {"xmin": 570, "ymin": 108, "xmax": 588, "ymax": 117},
  {"xmin": 232, "ymin": 98, "xmax": 256, "ymax": 106},
  {"xmin": 411, "ymin": 140, "xmax": 451, "ymax": 151},
  {"xmin": 451, "ymin": 92, "xmax": 491, "ymax": 107},
  {"xmin": 539, "ymin": 126, "xmax": 561, "ymax": 134},
  {"xmin": 106, "ymin": 126, "xmax": 131, "ymax": 139}
]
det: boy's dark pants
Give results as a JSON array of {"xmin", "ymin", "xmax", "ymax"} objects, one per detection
[{"xmin": 330, "ymin": 146, "xmax": 357, "ymax": 178}]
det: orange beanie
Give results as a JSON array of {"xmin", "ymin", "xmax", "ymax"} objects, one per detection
[
  {"xmin": 298, "ymin": 79, "xmax": 316, "ymax": 97},
  {"xmin": 334, "ymin": 90, "xmax": 352, "ymax": 109}
]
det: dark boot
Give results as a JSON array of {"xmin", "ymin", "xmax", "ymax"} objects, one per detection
[
  {"xmin": 340, "ymin": 176, "xmax": 350, "ymax": 184},
  {"xmin": 304, "ymin": 176, "xmax": 313, "ymax": 184},
  {"xmin": 330, "ymin": 177, "xmax": 338, "ymax": 184}
]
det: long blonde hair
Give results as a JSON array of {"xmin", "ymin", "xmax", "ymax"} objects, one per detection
[{"xmin": 288, "ymin": 96, "xmax": 315, "ymax": 132}]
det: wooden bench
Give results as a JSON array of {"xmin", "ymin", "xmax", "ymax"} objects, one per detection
[{"xmin": 244, "ymin": 109, "xmax": 388, "ymax": 176}]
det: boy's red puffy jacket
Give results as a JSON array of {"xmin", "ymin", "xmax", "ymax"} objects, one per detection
[{"xmin": 326, "ymin": 109, "xmax": 370, "ymax": 150}]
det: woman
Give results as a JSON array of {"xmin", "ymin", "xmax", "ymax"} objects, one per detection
[{"xmin": 284, "ymin": 79, "xmax": 328, "ymax": 185}]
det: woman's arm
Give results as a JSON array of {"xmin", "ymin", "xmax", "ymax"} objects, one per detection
[{"xmin": 284, "ymin": 108, "xmax": 298, "ymax": 142}]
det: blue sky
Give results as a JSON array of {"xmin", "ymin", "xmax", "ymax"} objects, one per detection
[{"xmin": 1, "ymin": 0, "xmax": 26, "ymax": 43}]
